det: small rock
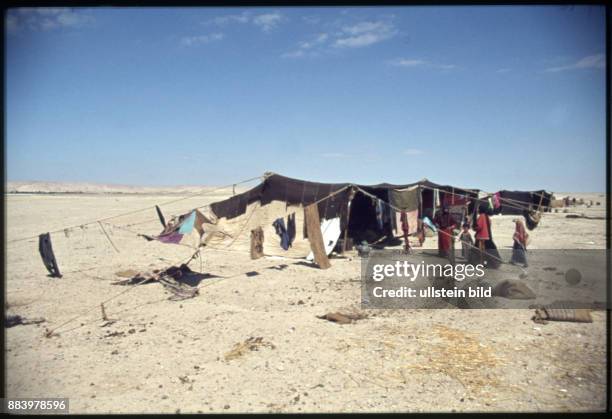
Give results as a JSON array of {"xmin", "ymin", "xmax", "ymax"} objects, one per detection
[{"xmin": 224, "ymin": 405, "xmax": 230, "ymax": 410}]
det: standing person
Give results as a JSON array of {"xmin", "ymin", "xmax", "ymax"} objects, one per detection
[
  {"xmin": 474, "ymin": 205, "xmax": 490, "ymax": 264},
  {"xmin": 433, "ymin": 204, "xmax": 458, "ymax": 258},
  {"xmin": 459, "ymin": 221, "xmax": 473, "ymax": 260},
  {"xmin": 510, "ymin": 219, "xmax": 529, "ymax": 267}
]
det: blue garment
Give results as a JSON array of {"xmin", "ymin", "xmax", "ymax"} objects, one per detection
[
  {"xmin": 273, "ymin": 218, "xmax": 290, "ymax": 250},
  {"xmin": 178, "ymin": 211, "xmax": 196, "ymax": 234},
  {"xmin": 422, "ymin": 216, "xmax": 437, "ymax": 233}
]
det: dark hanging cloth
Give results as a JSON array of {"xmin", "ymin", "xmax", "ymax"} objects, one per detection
[
  {"xmin": 272, "ymin": 218, "xmax": 290, "ymax": 250},
  {"xmin": 523, "ymin": 209, "xmax": 541, "ymax": 230},
  {"xmin": 286, "ymin": 213, "xmax": 296, "ymax": 247},
  {"xmin": 389, "ymin": 187, "xmax": 420, "ymax": 211},
  {"xmin": 497, "ymin": 190, "xmax": 552, "ymax": 215},
  {"xmin": 375, "ymin": 200, "xmax": 384, "ymax": 231},
  {"xmin": 481, "ymin": 215, "xmax": 501, "ymax": 269},
  {"xmin": 155, "ymin": 205, "xmax": 166, "ymax": 228},
  {"xmin": 38, "ymin": 233, "xmax": 62, "ymax": 278}
]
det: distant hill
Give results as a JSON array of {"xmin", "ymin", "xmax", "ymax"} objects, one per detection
[{"xmin": 5, "ymin": 181, "xmax": 237, "ymax": 195}]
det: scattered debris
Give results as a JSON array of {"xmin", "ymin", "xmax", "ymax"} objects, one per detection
[
  {"xmin": 224, "ymin": 337, "xmax": 276, "ymax": 361},
  {"xmin": 531, "ymin": 302, "xmax": 593, "ymax": 324},
  {"xmin": 492, "ymin": 280, "xmax": 536, "ymax": 300},
  {"xmin": 317, "ymin": 311, "xmax": 368, "ymax": 324},
  {"xmin": 114, "ymin": 269, "xmax": 140, "ymax": 278},
  {"xmin": 113, "ymin": 264, "xmax": 200, "ymax": 301},
  {"xmin": 102, "ymin": 330, "xmax": 126, "ymax": 339},
  {"xmin": 44, "ymin": 328, "xmax": 59, "ymax": 338},
  {"xmin": 565, "ymin": 214, "xmax": 605, "ymax": 220},
  {"xmin": 101, "ymin": 303, "xmax": 109, "ymax": 321},
  {"xmin": 5, "ymin": 314, "xmax": 46, "ymax": 328}
]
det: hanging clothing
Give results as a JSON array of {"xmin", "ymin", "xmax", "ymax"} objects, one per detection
[
  {"xmin": 286, "ymin": 213, "xmax": 296, "ymax": 247},
  {"xmin": 493, "ymin": 192, "xmax": 501, "ymax": 209},
  {"xmin": 272, "ymin": 218, "xmax": 290, "ymax": 250},
  {"xmin": 178, "ymin": 211, "xmax": 196, "ymax": 234},
  {"xmin": 153, "ymin": 209, "xmax": 204, "ymax": 245},
  {"xmin": 39, "ymin": 233, "xmax": 62, "ymax": 278},
  {"xmin": 375, "ymin": 200, "xmax": 384, "ymax": 231},
  {"xmin": 442, "ymin": 192, "xmax": 468, "ymax": 207},
  {"xmin": 389, "ymin": 187, "xmax": 419, "ymax": 212},
  {"xmin": 157, "ymin": 232, "xmax": 184, "ymax": 244},
  {"xmin": 394, "ymin": 209, "xmax": 418, "ymax": 236},
  {"xmin": 400, "ymin": 211, "xmax": 410, "ymax": 251},
  {"xmin": 422, "ymin": 216, "xmax": 437, "ymax": 233}
]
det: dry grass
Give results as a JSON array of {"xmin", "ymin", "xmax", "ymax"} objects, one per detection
[
  {"xmin": 224, "ymin": 337, "xmax": 276, "ymax": 361},
  {"xmin": 403, "ymin": 325, "xmax": 503, "ymax": 394}
]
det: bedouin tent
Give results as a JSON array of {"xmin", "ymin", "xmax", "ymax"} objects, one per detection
[
  {"xmin": 198, "ymin": 173, "xmax": 480, "ymax": 260},
  {"xmin": 493, "ymin": 190, "xmax": 554, "ymax": 216}
]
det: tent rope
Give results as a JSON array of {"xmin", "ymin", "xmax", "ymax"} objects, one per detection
[
  {"xmin": 351, "ymin": 185, "xmax": 525, "ymax": 272},
  {"xmin": 417, "ymin": 184, "xmax": 548, "ymax": 213},
  {"xmin": 7, "ymin": 175, "xmax": 263, "ymax": 245},
  {"xmin": 44, "ymin": 248, "xmax": 201, "ymax": 336}
]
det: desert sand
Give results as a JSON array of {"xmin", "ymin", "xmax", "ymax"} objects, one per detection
[{"xmin": 4, "ymin": 188, "xmax": 607, "ymax": 413}]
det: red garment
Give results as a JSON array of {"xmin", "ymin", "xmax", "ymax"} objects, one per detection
[
  {"xmin": 437, "ymin": 227, "xmax": 453, "ymax": 253},
  {"xmin": 433, "ymin": 212, "xmax": 457, "ymax": 229},
  {"xmin": 442, "ymin": 193, "xmax": 467, "ymax": 207},
  {"xmin": 434, "ymin": 210, "xmax": 457, "ymax": 255},
  {"xmin": 400, "ymin": 211, "xmax": 409, "ymax": 234},
  {"xmin": 475, "ymin": 214, "xmax": 490, "ymax": 240},
  {"xmin": 513, "ymin": 220, "xmax": 528, "ymax": 246}
]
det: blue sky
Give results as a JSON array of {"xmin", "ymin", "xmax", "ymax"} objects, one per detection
[{"xmin": 5, "ymin": 6, "xmax": 607, "ymax": 192}]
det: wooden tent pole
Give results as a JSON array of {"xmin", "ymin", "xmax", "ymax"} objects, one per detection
[
  {"xmin": 342, "ymin": 187, "xmax": 356, "ymax": 253},
  {"xmin": 536, "ymin": 191, "xmax": 545, "ymax": 212},
  {"xmin": 419, "ymin": 186, "xmax": 423, "ymax": 217}
]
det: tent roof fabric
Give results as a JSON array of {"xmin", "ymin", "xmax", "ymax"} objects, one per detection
[{"xmin": 209, "ymin": 173, "xmax": 481, "ymax": 220}]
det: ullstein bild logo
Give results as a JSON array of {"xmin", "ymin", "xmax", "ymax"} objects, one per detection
[{"xmin": 360, "ymin": 249, "xmax": 608, "ymax": 310}]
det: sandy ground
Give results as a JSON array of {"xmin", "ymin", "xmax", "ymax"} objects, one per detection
[{"xmin": 4, "ymin": 190, "xmax": 608, "ymax": 413}]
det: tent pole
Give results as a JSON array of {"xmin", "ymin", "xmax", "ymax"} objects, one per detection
[
  {"xmin": 342, "ymin": 187, "xmax": 356, "ymax": 253},
  {"xmin": 536, "ymin": 191, "xmax": 545, "ymax": 212}
]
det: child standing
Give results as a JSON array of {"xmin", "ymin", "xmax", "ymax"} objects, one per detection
[
  {"xmin": 510, "ymin": 218, "xmax": 529, "ymax": 267},
  {"xmin": 459, "ymin": 221, "xmax": 473, "ymax": 261}
]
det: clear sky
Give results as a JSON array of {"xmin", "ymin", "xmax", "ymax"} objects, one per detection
[{"xmin": 5, "ymin": 6, "xmax": 607, "ymax": 192}]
